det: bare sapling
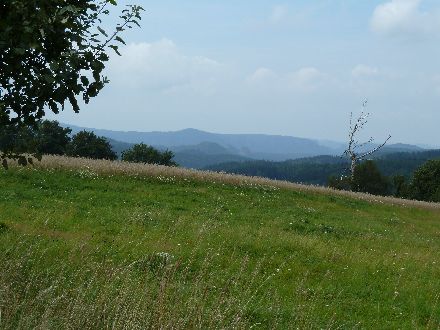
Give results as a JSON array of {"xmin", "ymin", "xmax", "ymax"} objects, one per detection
[{"xmin": 343, "ymin": 100, "xmax": 391, "ymax": 181}]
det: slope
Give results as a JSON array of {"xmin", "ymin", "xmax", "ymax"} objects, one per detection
[{"xmin": 1, "ymin": 156, "xmax": 440, "ymax": 329}]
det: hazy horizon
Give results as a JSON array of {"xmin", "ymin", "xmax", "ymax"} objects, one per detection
[
  {"xmin": 47, "ymin": 0, "xmax": 440, "ymax": 146},
  {"xmin": 60, "ymin": 122, "xmax": 439, "ymax": 149}
]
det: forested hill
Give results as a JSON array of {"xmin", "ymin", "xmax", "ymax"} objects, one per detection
[
  {"xmin": 205, "ymin": 149, "xmax": 440, "ymax": 186},
  {"xmin": 65, "ymin": 124, "xmax": 429, "ymax": 162}
]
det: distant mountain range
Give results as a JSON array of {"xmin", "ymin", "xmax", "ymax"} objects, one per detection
[{"xmin": 64, "ymin": 124, "xmax": 427, "ymax": 168}]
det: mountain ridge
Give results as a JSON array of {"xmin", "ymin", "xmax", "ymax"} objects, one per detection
[{"xmin": 63, "ymin": 124, "xmax": 425, "ymax": 162}]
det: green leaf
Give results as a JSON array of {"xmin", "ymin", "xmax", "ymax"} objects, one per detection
[
  {"xmin": 115, "ymin": 36, "xmax": 126, "ymax": 45},
  {"xmin": 49, "ymin": 62, "xmax": 59, "ymax": 70},
  {"xmin": 59, "ymin": 5, "xmax": 78, "ymax": 15},
  {"xmin": 109, "ymin": 45, "xmax": 121, "ymax": 56},
  {"xmin": 97, "ymin": 26, "xmax": 108, "ymax": 37},
  {"xmin": 14, "ymin": 48, "xmax": 25, "ymax": 55},
  {"xmin": 44, "ymin": 74, "xmax": 55, "ymax": 84},
  {"xmin": 80, "ymin": 76, "xmax": 89, "ymax": 86}
]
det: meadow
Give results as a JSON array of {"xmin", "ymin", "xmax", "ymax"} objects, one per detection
[{"xmin": 1, "ymin": 156, "xmax": 440, "ymax": 329}]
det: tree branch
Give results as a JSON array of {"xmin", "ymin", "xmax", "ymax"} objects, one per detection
[{"xmin": 359, "ymin": 135, "xmax": 391, "ymax": 160}]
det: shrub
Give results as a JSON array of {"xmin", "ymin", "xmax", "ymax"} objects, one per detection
[{"xmin": 121, "ymin": 143, "xmax": 177, "ymax": 166}]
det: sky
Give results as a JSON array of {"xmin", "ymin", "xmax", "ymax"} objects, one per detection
[{"xmin": 47, "ymin": 0, "xmax": 440, "ymax": 145}]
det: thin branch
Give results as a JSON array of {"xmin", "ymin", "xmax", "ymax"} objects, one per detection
[{"xmin": 359, "ymin": 135, "xmax": 391, "ymax": 160}]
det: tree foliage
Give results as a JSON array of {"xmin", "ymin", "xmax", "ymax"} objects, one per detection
[
  {"xmin": 0, "ymin": 125, "xmax": 37, "ymax": 167},
  {"xmin": 410, "ymin": 159, "xmax": 440, "ymax": 202},
  {"xmin": 0, "ymin": 120, "xmax": 71, "ymax": 160},
  {"xmin": 207, "ymin": 150, "xmax": 440, "ymax": 190},
  {"xmin": 328, "ymin": 160, "xmax": 389, "ymax": 195},
  {"xmin": 35, "ymin": 120, "xmax": 71, "ymax": 155},
  {"xmin": 392, "ymin": 175, "xmax": 410, "ymax": 198},
  {"xmin": 0, "ymin": 0, "xmax": 143, "ymax": 163},
  {"xmin": 66, "ymin": 130, "xmax": 117, "ymax": 160},
  {"xmin": 121, "ymin": 143, "xmax": 177, "ymax": 166},
  {"xmin": 351, "ymin": 160, "xmax": 389, "ymax": 195}
]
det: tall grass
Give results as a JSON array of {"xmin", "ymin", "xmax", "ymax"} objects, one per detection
[
  {"xmin": 0, "ymin": 234, "xmax": 288, "ymax": 329},
  {"xmin": 12, "ymin": 154, "xmax": 440, "ymax": 210},
  {"xmin": 2, "ymin": 155, "xmax": 440, "ymax": 328}
]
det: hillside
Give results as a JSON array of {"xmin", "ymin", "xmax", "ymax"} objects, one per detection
[
  {"xmin": 1, "ymin": 156, "xmax": 440, "ymax": 328},
  {"xmin": 206, "ymin": 149, "xmax": 440, "ymax": 186}
]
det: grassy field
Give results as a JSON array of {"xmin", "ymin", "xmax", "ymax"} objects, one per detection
[{"xmin": 1, "ymin": 156, "xmax": 440, "ymax": 329}]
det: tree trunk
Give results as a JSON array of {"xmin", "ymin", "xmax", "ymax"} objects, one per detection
[{"xmin": 350, "ymin": 156, "xmax": 356, "ymax": 182}]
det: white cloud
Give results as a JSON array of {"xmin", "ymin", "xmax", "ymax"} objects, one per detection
[
  {"xmin": 352, "ymin": 65, "xmax": 379, "ymax": 78},
  {"xmin": 370, "ymin": 0, "xmax": 440, "ymax": 37},
  {"xmin": 246, "ymin": 66, "xmax": 326, "ymax": 93},
  {"xmin": 246, "ymin": 67, "xmax": 277, "ymax": 84},
  {"xmin": 246, "ymin": 66, "xmax": 325, "ymax": 92},
  {"xmin": 108, "ymin": 39, "xmax": 224, "ymax": 92},
  {"xmin": 270, "ymin": 5, "xmax": 289, "ymax": 24},
  {"xmin": 288, "ymin": 67, "xmax": 325, "ymax": 91}
]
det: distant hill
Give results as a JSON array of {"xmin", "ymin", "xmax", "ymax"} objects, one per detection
[
  {"xmin": 106, "ymin": 138, "xmax": 134, "ymax": 158},
  {"xmin": 64, "ymin": 124, "xmax": 425, "ymax": 162},
  {"xmin": 65, "ymin": 125, "xmax": 338, "ymax": 159},
  {"xmin": 102, "ymin": 139, "xmax": 251, "ymax": 168},
  {"xmin": 169, "ymin": 142, "xmax": 252, "ymax": 169},
  {"xmin": 381, "ymin": 143, "xmax": 424, "ymax": 152}
]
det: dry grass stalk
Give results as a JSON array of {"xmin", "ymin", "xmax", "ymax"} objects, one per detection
[{"xmin": 6, "ymin": 154, "xmax": 440, "ymax": 210}]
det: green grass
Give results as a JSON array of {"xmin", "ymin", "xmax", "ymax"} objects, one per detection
[{"xmin": 1, "ymin": 164, "xmax": 440, "ymax": 329}]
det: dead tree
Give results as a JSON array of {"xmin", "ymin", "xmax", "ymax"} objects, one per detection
[{"xmin": 343, "ymin": 100, "xmax": 391, "ymax": 181}]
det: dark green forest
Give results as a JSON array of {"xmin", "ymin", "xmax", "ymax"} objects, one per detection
[{"xmin": 206, "ymin": 150, "xmax": 440, "ymax": 186}]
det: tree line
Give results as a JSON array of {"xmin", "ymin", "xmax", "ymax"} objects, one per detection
[
  {"xmin": 329, "ymin": 159, "xmax": 440, "ymax": 203},
  {"xmin": 207, "ymin": 155, "xmax": 440, "ymax": 203},
  {"xmin": 0, "ymin": 120, "xmax": 176, "ymax": 167}
]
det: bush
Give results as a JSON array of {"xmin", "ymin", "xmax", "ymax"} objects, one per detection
[
  {"xmin": 121, "ymin": 143, "xmax": 177, "ymax": 166},
  {"xmin": 328, "ymin": 160, "xmax": 389, "ymax": 196},
  {"xmin": 66, "ymin": 131, "xmax": 117, "ymax": 160},
  {"xmin": 410, "ymin": 159, "xmax": 440, "ymax": 202}
]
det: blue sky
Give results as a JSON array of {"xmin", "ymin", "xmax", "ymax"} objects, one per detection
[{"xmin": 48, "ymin": 0, "xmax": 440, "ymax": 145}]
